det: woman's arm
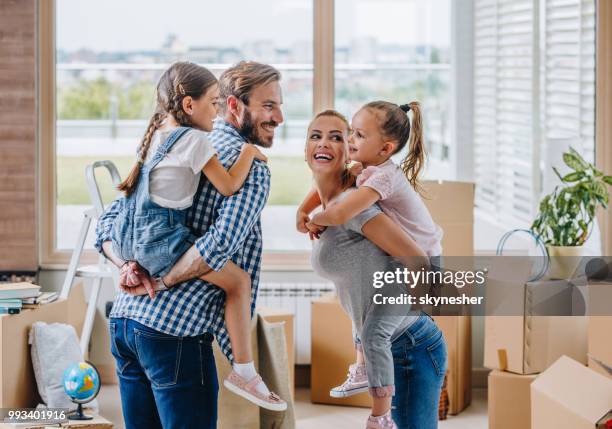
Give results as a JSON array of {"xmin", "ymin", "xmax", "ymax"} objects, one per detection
[
  {"xmin": 203, "ymin": 145, "xmax": 267, "ymax": 196},
  {"xmin": 361, "ymin": 213, "xmax": 430, "ymax": 271},
  {"xmin": 311, "ymin": 187, "xmax": 381, "ymax": 226},
  {"xmin": 296, "ymin": 188, "xmax": 322, "ymax": 233}
]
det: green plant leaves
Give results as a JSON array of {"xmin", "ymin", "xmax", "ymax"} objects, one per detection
[
  {"xmin": 532, "ymin": 148, "xmax": 611, "ymax": 246},
  {"xmin": 563, "ymin": 152, "xmax": 585, "ymax": 172},
  {"xmin": 562, "ymin": 171, "xmax": 585, "ymax": 182}
]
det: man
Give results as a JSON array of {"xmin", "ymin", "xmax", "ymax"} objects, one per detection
[{"xmin": 95, "ymin": 61, "xmax": 283, "ymax": 429}]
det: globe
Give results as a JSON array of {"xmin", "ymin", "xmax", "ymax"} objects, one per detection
[{"xmin": 62, "ymin": 361, "xmax": 100, "ymax": 404}]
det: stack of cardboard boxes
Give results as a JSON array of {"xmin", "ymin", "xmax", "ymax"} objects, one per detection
[
  {"xmin": 487, "ymin": 279, "xmax": 612, "ymax": 428},
  {"xmin": 311, "ymin": 181, "xmax": 475, "ymax": 415}
]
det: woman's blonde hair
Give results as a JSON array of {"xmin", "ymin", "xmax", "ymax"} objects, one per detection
[
  {"xmin": 364, "ymin": 101, "xmax": 425, "ymax": 194},
  {"xmin": 117, "ymin": 62, "xmax": 217, "ymax": 196}
]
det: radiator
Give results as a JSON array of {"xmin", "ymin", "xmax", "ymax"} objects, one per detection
[{"xmin": 258, "ymin": 282, "xmax": 334, "ymax": 364}]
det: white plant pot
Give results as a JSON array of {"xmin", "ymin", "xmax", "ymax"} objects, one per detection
[{"xmin": 546, "ymin": 245, "xmax": 586, "ymax": 279}]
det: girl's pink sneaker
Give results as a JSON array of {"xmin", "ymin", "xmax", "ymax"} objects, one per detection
[
  {"xmin": 330, "ymin": 363, "xmax": 369, "ymax": 398},
  {"xmin": 366, "ymin": 411, "xmax": 398, "ymax": 429},
  {"xmin": 223, "ymin": 371, "xmax": 287, "ymax": 412}
]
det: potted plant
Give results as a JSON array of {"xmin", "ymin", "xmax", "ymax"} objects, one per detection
[{"xmin": 531, "ymin": 147, "xmax": 612, "ymax": 278}]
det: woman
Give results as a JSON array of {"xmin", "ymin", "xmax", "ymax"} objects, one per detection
[{"xmin": 298, "ymin": 110, "xmax": 447, "ymax": 429}]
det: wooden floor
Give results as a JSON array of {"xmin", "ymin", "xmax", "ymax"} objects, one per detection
[{"xmin": 98, "ymin": 385, "xmax": 488, "ymax": 428}]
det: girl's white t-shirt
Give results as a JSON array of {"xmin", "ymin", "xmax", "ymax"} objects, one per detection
[{"xmin": 143, "ymin": 128, "xmax": 216, "ymax": 209}]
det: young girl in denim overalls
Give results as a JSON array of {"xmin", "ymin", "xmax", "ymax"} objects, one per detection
[{"xmin": 111, "ymin": 62, "xmax": 286, "ymax": 411}]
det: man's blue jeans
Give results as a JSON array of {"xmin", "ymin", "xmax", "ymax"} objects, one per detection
[
  {"xmin": 109, "ymin": 318, "xmax": 218, "ymax": 429},
  {"xmin": 391, "ymin": 314, "xmax": 448, "ymax": 428}
]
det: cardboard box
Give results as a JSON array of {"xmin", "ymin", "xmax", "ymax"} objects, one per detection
[
  {"xmin": 588, "ymin": 281, "xmax": 612, "ymax": 380},
  {"xmin": 258, "ymin": 306, "xmax": 295, "ymax": 394},
  {"xmin": 0, "ymin": 414, "xmax": 112, "ymax": 429},
  {"xmin": 421, "ymin": 180, "xmax": 475, "ymax": 257},
  {"xmin": 311, "ymin": 296, "xmax": 472, "ymax": 414},
  {"xmin": 485, "ymin": 314, "xmax": 587, "ymax": 374},
  {"xmin": 0, "ymin": 284, "xmax": 87, "ymax": 408},
  {"xmin": 488, "ymin": 370, "xmax": 536, "ymax": 429},
  {"xmin": 531, "ymin": 356, "xmax": 612, "ymax": 429},
  {"xmin": 311, "ymin": 294, "xmax": 370, "ymax": 407},
  {"xmin": 433, "ymin": 315, "xmax": 471, "ymax": 414},
  {"xmin": 484, "ymin": 277, "xmax": 588, "ymax": 374},
  {"xmin": 589, "ymin": 315, "xmax": 612, "ymax": 381}
]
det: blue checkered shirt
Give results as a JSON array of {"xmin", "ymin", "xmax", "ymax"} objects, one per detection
[{"xmin": 95, "ymin": 120, "xmax": 270, "ymax": 361}]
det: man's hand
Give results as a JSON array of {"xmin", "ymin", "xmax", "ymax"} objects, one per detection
[
  {"xmin": 296, "ymin": 209, "xmax": 310, "ymax": 233},
  {"xmin": 119, "ymin": 261, "xmax": 156, "ymax": 299},
  {"xmin": 119, "ymin": 283, "xmax": 151, "ymax": 297},
  {"xmin": 305, "ymin": 221, "xmax": 326, "ymax": 240}
]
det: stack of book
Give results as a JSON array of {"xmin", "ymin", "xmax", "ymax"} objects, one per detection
[{"xmin": 0, "ymin": 283, "xmax": 57, "ymax": 314}]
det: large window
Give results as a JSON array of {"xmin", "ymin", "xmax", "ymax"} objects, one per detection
[
  {"xmin": 44, "ymin": 0, "xmax": 595, "ymax": 264},
  {"xmin": 46, "ymin": 0, "xmax": 454, "ymax": 264}
]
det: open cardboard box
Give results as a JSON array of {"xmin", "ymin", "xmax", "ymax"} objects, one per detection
[
  {"xmin": 0, "ymin": 283, "xmax": 87, "ymax": 408},
  {"xmin": 531, "ymin": 355, "xmax": 612, "ymax": 429}
]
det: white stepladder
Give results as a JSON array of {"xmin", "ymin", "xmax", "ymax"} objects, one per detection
[{"xmin": 60, "ymin": 160, "xmax": 122, "ymax": 358}]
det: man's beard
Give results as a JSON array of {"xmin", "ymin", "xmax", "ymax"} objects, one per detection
[{"xmin": 238, "ymin": 109, "xmax": 277, "ymax": 148}]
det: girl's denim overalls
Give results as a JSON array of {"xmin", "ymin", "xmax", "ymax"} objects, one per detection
[{"xmin": 111, "ymin": 127, "xmax": 196, "ymax": 278}]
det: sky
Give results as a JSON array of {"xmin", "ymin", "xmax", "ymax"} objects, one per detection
[{"xmin": 57, "ymin": 0, "xmax": 451, "ymax": 52}]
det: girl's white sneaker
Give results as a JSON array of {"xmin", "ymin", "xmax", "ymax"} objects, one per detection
[{"xmin": 329, "ymin": 363, "xmax": 369, "ymax": 398}]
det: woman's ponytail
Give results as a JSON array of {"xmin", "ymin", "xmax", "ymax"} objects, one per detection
[{"xmin": 400, "ymin": 101, "xmax": 425, "ymax": 193}]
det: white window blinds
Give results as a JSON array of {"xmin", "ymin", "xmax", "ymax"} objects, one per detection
[
  {"xmin": 544, "ymin": 0, "xmax": 596, "ymax": 163},
  {"xmin": 473, "ymin": 0, "xmax": 595, "ymax": 226},
  {"xmin": 474, "ymin": 0, "xmax": 538, "ymax": 226}
]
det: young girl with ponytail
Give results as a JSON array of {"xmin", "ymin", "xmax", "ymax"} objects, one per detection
[
  {"xmin": 297, "ymin": 101, "xmax": 443, "ymax": 415},
  {"xmin": 110, "ymin": 61, "xmax": 286, "ymax": 411}
]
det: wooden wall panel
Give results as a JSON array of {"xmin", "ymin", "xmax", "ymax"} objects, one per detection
[
  {"xmin": 596, "ymin": 0, "xmax": 612, "ymax": 257},
  {"xmin": 0, "ymin": 0, "xmax": 37, "ymax": 270}
]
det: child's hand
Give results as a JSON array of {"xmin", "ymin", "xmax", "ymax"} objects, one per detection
[
  {"xmin": 242, "ymin": 144, "xmax": 268, "ymax": 163},
  {"xmin": 296, "ymin": 210, "xmax": 310, "ymax": 233},
  {"xmin": 305, "ymin": 221, "xmax": 326, "ymax": 240},
  {"xmin": 348, "ymin": 162, "xmax": 363, "ymax": 177}
]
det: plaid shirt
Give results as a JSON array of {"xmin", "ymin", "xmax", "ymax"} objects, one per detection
[{"xmin": 95, "ymin": 120, "xmax": 270, "ymax": 361}]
